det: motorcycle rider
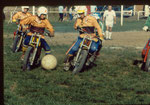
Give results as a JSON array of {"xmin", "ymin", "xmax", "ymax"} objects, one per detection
[
  {"xmin": 64, "ymin": 9, "xmax": 104, "ymax": 71},
  {"xmin": 12, "ymin": 6, "xmax": 32, "ymax": 52},
  {"xmin": 142, "ymin": 15, "xmax": 150, "ymax": 59},
  {"xmin": 20, "ymin": 6, "xmax": 54, "ymax": 60},
  {"xmin": 143, "ymin": 15, "xmax": 150, "ymax": 31},
  {"xmin": 12, "ymin": 6, "xmax": 32, "ymax": 25},
  {"xmin": 12, "ymin": 6, "xmax": 32, "ymax": 35}
]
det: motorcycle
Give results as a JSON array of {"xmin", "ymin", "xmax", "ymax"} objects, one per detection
[
  {"xmin": 65, "ymin": 28, "xmax": 102, "ymax": 74},
  {"xmin": 12, "ymin": 24, "xmax": 28, "ymax": 53},
  {"xmin": 22, "ymin": 32, "xmax": 50, "ymax": 71},
  {"xmin": 142, "ymin": 29, "xmax": 150, "ymax": 72}
]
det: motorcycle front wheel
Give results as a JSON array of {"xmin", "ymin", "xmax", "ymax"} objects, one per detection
[
  {"xmin": 12, "ymin": 35, "xmax": 23, "ymax": 53},
  {"xmin": 23, "ymin": 46, "xmax": 33, "ymax": 71},
  {"xmin": 72, "ymin": 50, "xmax": 88, "ymax": 75}
]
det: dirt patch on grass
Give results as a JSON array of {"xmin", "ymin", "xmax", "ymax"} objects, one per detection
[
  {"xmin": 4, "ymin": 31, "xmax": 149, "ymax": 47},
  {"xmin": 59, "ymin": 84, "xmax": 70, "ymax": 88},
  {"xmin": 46, "ymin": 31, "xmax": 150, "ymax": 48},
  {"xmin": 10, "ymin": 82, "xmax": 17, "ymax": 92}
]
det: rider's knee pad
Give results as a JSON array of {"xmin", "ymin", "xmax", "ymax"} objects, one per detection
[
  {"xmin": 45, "ymin": 50, "xmax": 51, "ymax": 55},
  {"xmin": 22, "ymin": 45, "xmax": 28, "ymax": 52},
  {"xmin": 71, "ymin": 45, "xmax": 78, "ymax": 52},
  {"xmin": 69, "ymin": 44, "xmax": 79, "ymax": 54},
  {"xmin": 89, "ymin": 41, "xmax": 99, "ymax": 53},
  {"xmin": 44, "ymin": 45, "xmax": 51, "ymax": 54},
  {"xmin": 90, "ymin": 46, "xmax": 97, "ymax": 53},
  {"xmin": 44, "ymin": 45, "xmax": 51, "ymax": 51}
]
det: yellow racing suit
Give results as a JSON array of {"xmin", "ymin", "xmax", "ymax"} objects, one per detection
[
  {"xmin": 12, "ymin": 11, "xmax": 32, "ymax": 22},
  {"xmin": 66, "ymin": 15, "xmax": 103, "ymax": 56},
  {"xmin": 74, "ymin": 15, "xmax": 104, "ymax": 40},
  {"xmin": 12, "ymin": 11, "xmax": 32, "ymax": 31},
  {"xmin": 20, "ymin": 15, "xmax": 54, "ymax": 54}
]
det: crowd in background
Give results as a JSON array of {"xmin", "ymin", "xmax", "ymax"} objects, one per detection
[
  {"xmin": 58, "ymin": 5, "xmax": 101, "ymax": 22},
  {"xmin": 58, "ymin": 6, "xmax": 75, "ymax": 22}
]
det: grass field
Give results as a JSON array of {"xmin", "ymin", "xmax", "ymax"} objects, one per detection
[
  {"xmin": 3, "ymin": 16, "xmax": 147, "ymax": 35},
  {"xmin": 3, "ymin": 16, "xmax": 150, "ymax": 105},
  {"xmin": 4, "ymin": 37, "xmax": 150, "ymax": 105}
]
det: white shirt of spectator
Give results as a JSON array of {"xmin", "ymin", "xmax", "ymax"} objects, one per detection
[
  {"xmin": 58, "ymin": 6, "xmax": 64, "ymax": 13},
  {"xmin": 69, "ymin": 7, "xmax": 72, "ymax": 14},
  {"xmin": 90, "ymin": 5, "xmax": 97, "ymax": 13},
  {"xmin": 103, "ymin": 10, "xmax": 116, "ymax": 22}
]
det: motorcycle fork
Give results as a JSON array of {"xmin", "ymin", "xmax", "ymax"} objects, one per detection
[
  {"xmin": 144, "ymin": 45, "xmax": 150, "ymax": 63},
  {"xmin": 30, "ymin": 35, "xmax": 41, "ymax": 65},
  {"xmin": 15, "ymin": 33, "xmax": 23, "ymax": 52},
  {"xmin": 74, "ymin": 37, "xmax": 92, "ymax": 65}
]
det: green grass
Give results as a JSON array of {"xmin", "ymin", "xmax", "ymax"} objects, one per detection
[
  {"xmin": 3, "ymin": 16, "xmax": 150, "ymax": 104},
  {"xmin": 4, "ymin": 37, "xmax": 150, "ymax": 105},
  {"xmin": 112, "ymin": 17, "xmax": 146, "ymax": 32},
  {"xmin": 3, "ymin": 16, "xmax": 147, "ymax": 35}
]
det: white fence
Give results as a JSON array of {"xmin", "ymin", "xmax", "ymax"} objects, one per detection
[{"xmin": 3, "ymin": 10, "xmax": 148, "ymax": 24}]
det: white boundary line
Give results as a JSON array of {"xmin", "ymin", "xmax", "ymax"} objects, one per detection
[{"xmin": 103, "ymin": 46, "xmax": 143, "ymax": 50}]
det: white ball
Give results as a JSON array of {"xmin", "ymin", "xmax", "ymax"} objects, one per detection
[{"xmin": 41, "ymin": 54, "xmax": 57, "ymax": 70}]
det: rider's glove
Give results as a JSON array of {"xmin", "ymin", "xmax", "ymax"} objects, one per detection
[
  {"xmin": 99, "ymin": 35, "xmax": 104, "ymax": 41},
  {"xmin": 22, "ymin": 25, "xmax": 28, "ymax": 32},
  {"xmin": 16, "ymin": 19, "xmax": 20, "ymax": 25},
  {"xmin": 50, "ymin": 33, "xmax": 54, "ymax": 37},
  {"xmin": 143, "ymin": 26, "xmax": 149, "ymax": 31},
  {"xmin": 77, "ymin": 26, "xmax": 81, "ymax": 30},
  {"xmin": 12, "ymin": 19, "xmax": 16, "ymax": 23},
  {"xmin": 16, "ymin": 22, "xmax": 19, "ymax": 25},
  {"xmin": 12, "ymin": 19, "xmax": 19, "ymax": 24}
]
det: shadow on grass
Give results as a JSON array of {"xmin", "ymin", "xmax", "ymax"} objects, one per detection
[
  {"xmin": 76, "ymin": 62, "xmax": 98, "ymax": 74},
  {"xmin": 133, "ymin": 59, "xmax": 147, "ymax": 72}
]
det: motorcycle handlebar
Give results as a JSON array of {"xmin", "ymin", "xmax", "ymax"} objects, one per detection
[
  {"xmin": 77, "ymin": 27, "xmax": 101, "ymax": 39},
  {"xmin": 31, "ymin": 32, "xmax": 52, "ymax": 38}
]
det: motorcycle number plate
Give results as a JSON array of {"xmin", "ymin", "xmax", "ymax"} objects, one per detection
[{"xmin": 31, "ymin": 37, "xmax": 41, "ymax": 47}]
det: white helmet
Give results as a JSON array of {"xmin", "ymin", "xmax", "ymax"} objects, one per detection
[
  {"xmin": 21, "ymin": 6, "xmax": 29, "ymax": 12},
  {"xmin": 37, "ymin": 6, "xmax": 48, "ymax": 17},
  {"xmin": 41, "ymin": 54, "xmax": 57, "ymax": 70}
]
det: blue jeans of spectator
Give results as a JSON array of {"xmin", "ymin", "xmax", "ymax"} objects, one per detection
[
  {"xmin": 69, "ymin": 13, "xmax": 73, "ymax": 20},
  {"xmin": 59, "ymin": 13, "xmax": 63, "ymax": 21}
]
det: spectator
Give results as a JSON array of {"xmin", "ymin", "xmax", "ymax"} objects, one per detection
[
  {"xmin": 91, "ymin": 6, "xmax": 101, "ymax": 23},
  {"xmin": 91, "ymin": 5, "xmax": 97, "ymax": 14},
  {"xmin": 63, "ymin": 6, "xmax": 68, "ymax": 21},
  {"xmin": 58, "ymin": 6, "xmax": 64, "ymax": 22},
  {"xmin": 86, "ymin": 5, "xmax": 91, "ymax": 15},
  {"xmin": 69, "ymin": 6, "xmax": 73, "ymax": 21},
  {"xmin": 103, "ymin": 5, "xmax": 116, "ymax": 40}
]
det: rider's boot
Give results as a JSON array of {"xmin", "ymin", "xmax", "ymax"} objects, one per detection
[
  {"xmin": 20, "ymin": 45, "xmax": 28, "ymax": 61},
  {"xmin": 63, "ymin": 54, "xmax": 73, "ymax": 71},
  {"xmin": 20, "ymin": 54, "xmax": 25, "ymax": 61},
  {"xmin": 86, "ymin": 53, "xmax": 96, "ymax": 66},
  {"xmin": 95, "ymin": 44, "xmax": 102, "ymax": 57}
]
